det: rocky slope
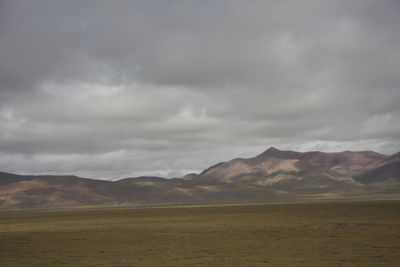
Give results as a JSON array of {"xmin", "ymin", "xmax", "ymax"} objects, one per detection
[{"xmin": 1, "ymin": 147, "xmax": 399, "ymax": 209}]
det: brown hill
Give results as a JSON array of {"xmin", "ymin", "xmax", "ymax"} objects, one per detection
[
  {"xmin": 0, "ymin": 147, "xmax": 399, "ymax": 209},
  {"xmin": 190, "ymin": 147, "xmax": 389, "ymax": 188}
]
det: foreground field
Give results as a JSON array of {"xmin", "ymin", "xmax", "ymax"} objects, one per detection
[{"xmin": 1, "ymin": 200, "xmax": 400, "ymax": 266}]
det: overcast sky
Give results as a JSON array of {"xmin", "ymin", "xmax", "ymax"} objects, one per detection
[{"xmin": 1, "ymin": 0, "xmax": 400, "ymax": 179}]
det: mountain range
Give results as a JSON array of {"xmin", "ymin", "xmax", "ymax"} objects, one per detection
[{"xmin": 1, "ymin": 147, "xmax": 399, "ymax": 209}]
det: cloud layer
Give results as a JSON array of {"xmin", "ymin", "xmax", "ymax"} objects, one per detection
[{"xmin": 1, "ymin": 0, "xmax": 400, "ymax": 179}]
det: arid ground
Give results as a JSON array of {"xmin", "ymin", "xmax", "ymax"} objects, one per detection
[{"xmin": 1, "ymin": 200, "xmax": 400, "ymax": 266}]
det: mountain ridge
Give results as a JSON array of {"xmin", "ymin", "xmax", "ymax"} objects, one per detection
[{"xmin": 1, "ymin": 147, "xmax": 399, "ymax": 209}]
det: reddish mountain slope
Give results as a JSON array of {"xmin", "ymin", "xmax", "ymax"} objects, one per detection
[{"xmin": 0, "ymin": 147, "xmax": 399, "ymax": 209}]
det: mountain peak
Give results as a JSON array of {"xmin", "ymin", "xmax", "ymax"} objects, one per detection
[
  {"xmin": 258, "ymin": 146, "xmax": 304, "ymax": 159},
  {"xmin": 266, "ymin": 146, "xmax": 279, "ymax": 152},
  {"xmin": 259, "ymin": 146, "xmax": 282, "ymax": 156}
]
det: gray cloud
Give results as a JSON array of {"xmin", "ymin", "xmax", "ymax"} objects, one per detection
[{"xmin": 0, "ymin": 0, "xmax": 399, "ymax": 179}]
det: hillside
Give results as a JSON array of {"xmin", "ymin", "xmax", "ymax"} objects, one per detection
[{"xmin": 1, "ymin": 147, "xmax": 399, "ymax": 209}]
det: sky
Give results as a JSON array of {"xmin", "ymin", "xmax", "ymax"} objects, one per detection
[{"xmin": 0, "ymin": 0, "xmax": 400, "ymax": 179}]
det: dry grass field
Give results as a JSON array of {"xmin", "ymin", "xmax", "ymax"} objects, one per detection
[{"xmin": 1, "ymin": 200, "xmax": 400, "ymax": 266}]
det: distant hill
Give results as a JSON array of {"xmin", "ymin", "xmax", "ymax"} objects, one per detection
[{"xmin": 1, "ymin": 147, "xmax": 399, "ymax": 209}]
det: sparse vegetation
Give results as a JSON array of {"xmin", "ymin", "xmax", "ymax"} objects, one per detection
[{"xmin": 1, "ymin": 200, "xmax": 400, "ymax": 266}]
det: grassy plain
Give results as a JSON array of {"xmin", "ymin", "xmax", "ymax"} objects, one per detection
[{"xmin": 1, "ymin": 200, "xmax": 400, "ymax": 266}]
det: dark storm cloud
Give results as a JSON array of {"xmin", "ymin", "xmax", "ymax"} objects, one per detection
[{"xmin": 0, "ymin": 0, "xmax": 400, "ymax": 178}]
